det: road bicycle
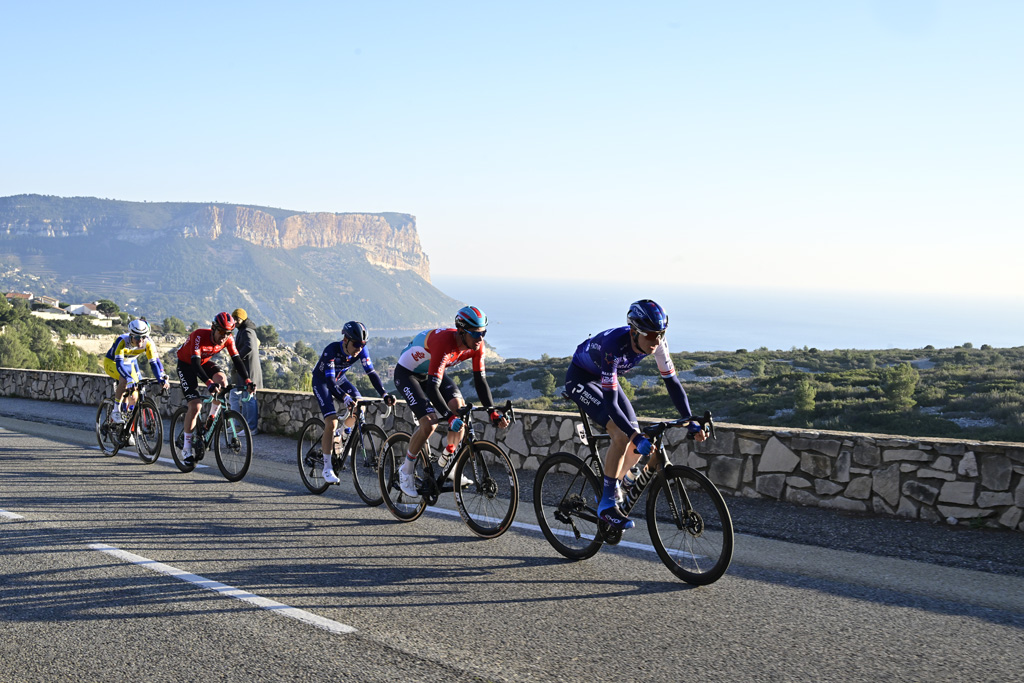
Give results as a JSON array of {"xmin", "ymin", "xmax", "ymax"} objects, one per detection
[
  {"xmin": 378, "ymin": 401, "xmax": 518, "ymax": 539},
  {"xmin": 532, "ymin": 396, "xmax": 734, "ymax": 585},
  {"xmin": 296, "ymin": 398, "xmax": 391, "ymax": 506},
  {"xmin": 168, "ymin": 385, "xmax": 254, "ymax": 482},
  {"xmin": 95, "ymin": 377, "xmax": 165, "ymax": 463}
]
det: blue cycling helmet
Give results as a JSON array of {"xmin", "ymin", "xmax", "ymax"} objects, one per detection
[
  {"xmin": 455, "ymin": 305, "xmax": 488, "ymax": 330},
  {"xmin": 627, "ymin": 299, "xmax": 668, "ymax": 333},
  {"xmin": 342, "ymin": 321, "xmax": 368, "ymax": 345}
]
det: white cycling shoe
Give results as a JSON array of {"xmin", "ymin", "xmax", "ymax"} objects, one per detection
[
  {"xmin": 398, "ymin": 468, "xmax": 419, "ymax": 497},
  {"xmin": 448, "ymin": 468, "xmax": 474, "ymax": 488},
  {"xmin": 323, "ymin": 467, "xmax": 340, "ymax": 484}
]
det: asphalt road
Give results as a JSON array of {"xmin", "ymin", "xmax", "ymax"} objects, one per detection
[{"xmin": 1, "ymin": 398, "xmax": 1023, "ymax": 682}]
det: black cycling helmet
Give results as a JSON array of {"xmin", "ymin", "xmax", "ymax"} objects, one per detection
[
  {"xmin": 627, "ymin": 299, "xmax": 668, "ymax": 333},
  {"xmin": 342, "ymin": 321, "xmax": 368, "ymax": 346}
]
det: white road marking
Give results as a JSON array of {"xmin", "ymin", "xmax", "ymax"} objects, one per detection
[
  {"xmin": 0, "ymin": 508, "xmax": 25, "ymax": 519},
  {"xmin": 89, "ymin": 543, "xmax": 357, "ymax": 634}
]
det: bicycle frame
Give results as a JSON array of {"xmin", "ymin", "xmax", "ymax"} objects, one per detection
[
  {"xmin": 418, "ymin": 403, "xmax": 498, "ymax": 503},
  {"xmin": 566, "ymin": 398, "xmax": 714, "ymax": 528}
]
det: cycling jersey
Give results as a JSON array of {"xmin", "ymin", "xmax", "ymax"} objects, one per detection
[
  {"xmin": 175, "ymin": 328, "xmax": 249, "ymax": 394},
  {"xmin": 396, "ymin": 329, "xmax": 485, "ymax": 381},
  {"xmin": 569, "ymin": 326, "xmax": 692, "ymax": 435},
  {"xmin": 175, "ymin": 328, "xmax": 240, "ymax": 364},
  {"xmin": 395, "ymin": 328, "xmax": 493, "ymax": 415},
  {"xmin": 104, "ymin": 334, "xmax": 166, "ymax": 383},
  {"xmin": 312, "ymin": 342, "xmax": 386, "ymax": 397}
]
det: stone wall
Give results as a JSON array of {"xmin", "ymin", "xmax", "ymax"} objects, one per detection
[{"xmin": 2, "ymin": 367, "xmax": 1021, "ymax": 532}]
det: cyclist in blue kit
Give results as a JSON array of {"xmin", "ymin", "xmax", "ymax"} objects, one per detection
[
  {"xmin": 311, "ymin": 321, "xmax": 396, "ymax": 483},
  {"xmin": 564, "ymin": 299, "xmax": 707, "ymax": 529}
]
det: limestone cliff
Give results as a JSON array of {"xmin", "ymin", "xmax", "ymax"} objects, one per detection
[{"xmin": 0, "ymin": 195, "xmax": 430, "ymax": 281}]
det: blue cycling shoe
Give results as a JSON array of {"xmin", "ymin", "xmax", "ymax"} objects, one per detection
[{"xmin": 598, "ymin": 503, "xmax": 635, "ymax": 530}]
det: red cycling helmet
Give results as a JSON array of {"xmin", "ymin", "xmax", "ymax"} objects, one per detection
[{"xmin": 212, "ymin": 311, "xmax": 236, "ymax": 332}]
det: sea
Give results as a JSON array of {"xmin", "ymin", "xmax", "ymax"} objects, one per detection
[{"xmin": 431, "ymin": 275, "xmax": 1024, "ymax": 360}]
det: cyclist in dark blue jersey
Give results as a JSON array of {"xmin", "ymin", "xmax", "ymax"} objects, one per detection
[
  {"xmin": 564, "ymin": 299, "xmax": 707, "ymax": 529},
  {"xmin": 311, "ymin": 321, "xmax": 396, "ymax": 483}
]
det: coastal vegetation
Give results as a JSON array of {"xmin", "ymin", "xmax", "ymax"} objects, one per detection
[{"xmin": 2, "ymin": 290, "xmax": 1021, "ymax": 443}]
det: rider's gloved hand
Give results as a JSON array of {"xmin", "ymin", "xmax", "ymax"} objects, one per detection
[
  {"xmin": 687, "ymin": 421, "xmax": 704, "ymax": 437},
  {"xmin": 632, "ymin": 433, "xmax": 653, "ymax": 456},
  {"xmin": 381, "ymin": 393, "xmax": 397, "ymax": 407},
  {"xmin": 447, "ymin": 414, "xmax": 464, "ymax": 432},
  {"xmin": 489, "ymin": 409, "xmax": 503, "ymax": 427},
  {"xmin": 205, "ymin": 380, "xmax": 217, "ymax": 395},
  {"xmin": 245, "ymin": 378, "xmax": 256, "ymax": 394}
]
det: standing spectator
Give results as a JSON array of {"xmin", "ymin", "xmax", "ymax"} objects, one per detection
[{"xmin": 231, "ymin": 308, "xmax": 262, "ymax": 433}]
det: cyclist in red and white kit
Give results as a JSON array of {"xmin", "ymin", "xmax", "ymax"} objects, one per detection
[
  {"xmin": 175, "ymin": 311, "xmax": 256, "ymax": 465},
  {"xmin": 392, "ymin": 306, "xmax": 509, "ymax": 497}
]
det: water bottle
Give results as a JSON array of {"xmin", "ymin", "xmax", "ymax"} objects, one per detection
[{"xmin": 438, "ymin": 443, "xmax": 456, "ymax": 469}]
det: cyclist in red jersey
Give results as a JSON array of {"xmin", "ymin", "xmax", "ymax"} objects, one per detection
[
  {"xmin": 175, "ymin": 311, "xmax": 256, "ymax": 465},
  {"xmin": 392, "ymin": 306, "xmax": 509, "ymax": 497}
]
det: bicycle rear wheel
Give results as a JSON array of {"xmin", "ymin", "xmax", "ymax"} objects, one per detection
[
  {"xmin": 378, "ymin": 432, "xmax": 427, "ymax": 522},
  {"xmin": 169, "ymin": 407, "xmax": 196, "ymax": 473},
  {"xmin": 646, "ymin": 465, "xmax": 734, "ymax": 585},
  {"xmin": 296, "ymin": 417, "xmax": 330, "ymax": 494},
  {"xmin": 134, "ymin": 399, "xmax": 163, "ymax": 464},
  {"xmin": 350, "ymin": 423, "xmax": 387, "ymax": 507},
  {"xmin": 532, "ymin": 452, "xmax": 603, "ymax": 560},
  {"xmin": 214, "ymin": 410, "xmax": 253, "ymax": 482},
  {"xmin": 95, "ymin": 399, "xmax": 120, "ymax": 457},
  {"xmin": 453, "ymin": 440, "xmax": 519, "ymax": 538}
]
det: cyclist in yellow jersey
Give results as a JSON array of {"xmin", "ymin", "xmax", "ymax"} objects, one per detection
[{"xmin": 102, "ymin": 319, "xmax": 170, "ymax": 422}]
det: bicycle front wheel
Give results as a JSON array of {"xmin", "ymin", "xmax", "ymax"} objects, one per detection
[
  {"xmin": 296, "ymin": 417, "xmax": 329, "ymax": 494},
  {"xmin": 169, "ymin": 407, "xmax": 196, "ymax": 473},
  {"xmin": 134, "ymin": 399, "xmax": 163, "ymax": 464},
  {"xmin": 646, "ymin": 465, "xmax": 734, "ymax": 585},
  {"xmin": 378, "ymin": 432, "xmax": 427, "ymax": 522},
  {"xmin": 453, "ymin": 440, "xmax": 519, "ymax": 538},
  {"xmin": 214, "ymin": 410, "xmax": 253, "ymax": 482},
  {"xmin": 350, "ymin": 423, "xmax": 387, "ymax": 507},
  {"xmin": 95, "ymin": 399, "xmax": 119, "ymax": 457},
  {"xmin": 532, "ymin": 452, "xmax": 603, "ymax": 560}
]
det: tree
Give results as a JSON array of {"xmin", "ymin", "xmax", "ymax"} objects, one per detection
[
  {"xmin": 532, "ymin": 370, "xmax": 556, "ymax": 396},
  {"xmin": 883, "ymin": 362, "xmax": 919, "ymax": 410},
  {"xmin": 96, "ymin": 299, "xmax": 120, "ymax": 316},
  {"xmin": 0, "ymin": 334, "xmax": 38, "ymax": 369},
  {"xmin": 255, "ymin": 324, "xmax": 279, "ymax": 347},
  {"xmin": 794, "ymin": 378, "xmax": 816, "ymax": 414},
  {"xmin": 163, "ymin": 316, "xmax": 187, "ymax": 335}
]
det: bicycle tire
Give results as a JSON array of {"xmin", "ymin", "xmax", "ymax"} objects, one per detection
[
  {"xmin": 169, "ymin": 406, "xmax": 196, "ymax": 473},
  {"xmin": 214, "ymin": 409, "xmax": 253, "ymax": 482},
  {"xmin": 646, "ymin": 465, "xmax": 734, "ymax": 585},
  {"xmin": 350, "ymin": 423, "xmax": 387, "ymax": 507},
  {"xmin": 378, "ymin": 431, "xmax": 427, "ymax": 522},
  {"xmin": 532, "ymin": 452, "xmax": 603, "ymax": 560},
  {"xmin": 453, "ymin": 440, "xmax": 519, "ymax": 538},
  {"xmin": 134, "ymin": 399, "xmax": 163, "ymax": 464},
  {"xmin": 95, "ymin": 399, "xmax": 120, "ymax": 457},
  {"xmin": 296, "ymin": 417, "xmax": 330, "ymax": 494}
]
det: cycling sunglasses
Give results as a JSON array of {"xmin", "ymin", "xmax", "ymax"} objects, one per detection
[
  {"xmin": 637, "ymin": 328, "xmax": 665, "ymax": 343},
  {"xmin": 463, "ymin": 328, "xmax": 486, "ymax": 340}
]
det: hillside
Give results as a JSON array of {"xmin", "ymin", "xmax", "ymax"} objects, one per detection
[{"xmin": 0, "ymin": 195, "xmax": 459, "ymax": 333}]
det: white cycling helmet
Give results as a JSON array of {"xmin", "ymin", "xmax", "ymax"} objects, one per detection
[{"xmin": 128, "ymin": 319, "xmax": 151, "ymax": 338}]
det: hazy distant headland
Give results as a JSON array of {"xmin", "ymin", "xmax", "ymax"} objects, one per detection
[{"xmin": 0, "ymin": 194, "xmax": 460, "ymax": 333}]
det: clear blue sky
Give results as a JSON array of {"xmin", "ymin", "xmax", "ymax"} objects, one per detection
[{"xmin": 2, "ymin": 1, "xmax": 1021, "ymax": 298}]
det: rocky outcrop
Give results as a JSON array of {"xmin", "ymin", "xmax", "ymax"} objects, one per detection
[{"xmin": 0, "ymin": 195, "xmax": 430, "ymax": 280}]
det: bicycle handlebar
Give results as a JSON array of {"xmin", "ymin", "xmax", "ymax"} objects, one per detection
[
  {"xmin": 641, "ymin": 410, "xmax": 715, "ymax": 441},
  {"xmin": 456, "ymin": 400, "xmax": 517, "ymax": 426}
]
